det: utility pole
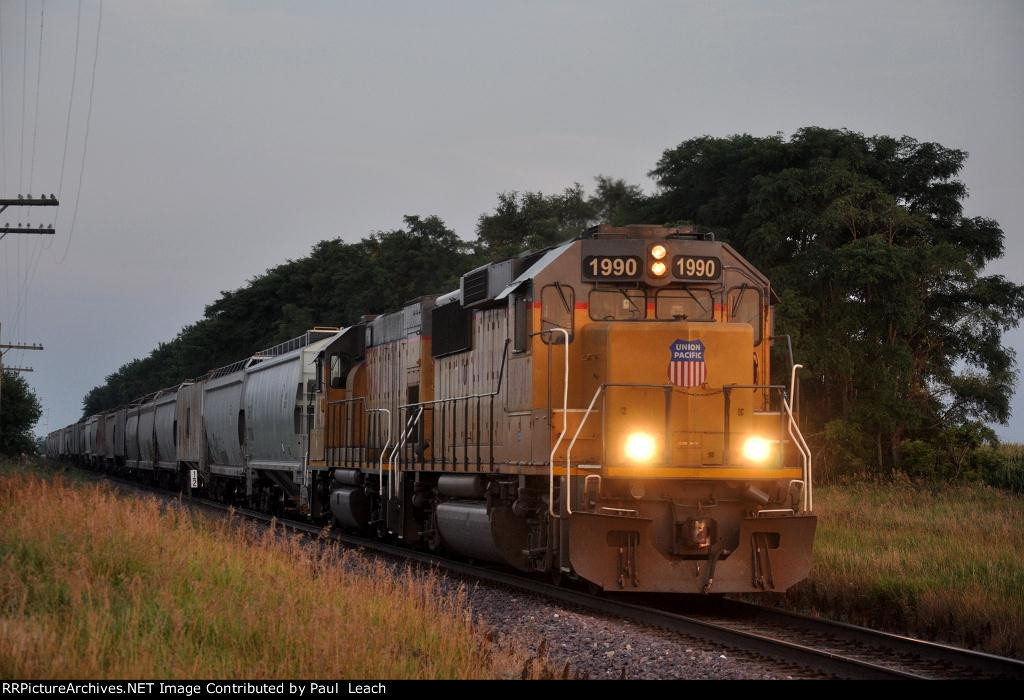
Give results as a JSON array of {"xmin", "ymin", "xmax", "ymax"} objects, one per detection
[
  {"xmin": 1, "ymin": 195, "xmax": 57, "ymax": 450},
  {"xmin": 0, "ymin": 195, "xmax": 58, "ymax": 240},
  {"xmin": 0, "ymin": 322, "xmax": 44, "ymax": 450}
]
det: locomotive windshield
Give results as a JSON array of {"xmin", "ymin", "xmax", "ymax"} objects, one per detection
[
  {"xmin": 656, "ymin": 288, "xmax": 714, "ymax": 321},
  {"xmin": 540, "ymin": 283, "xmax": 574, "ymax": 343},
  {"xmin": 589, "ymin": 288, "xmax": 646, "ymax": 320},
  {"xmin": 728, "ymin": 285, "xmax": 763, "ymax": 344}
]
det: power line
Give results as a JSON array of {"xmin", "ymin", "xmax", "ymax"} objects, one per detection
[
  {"xmin": 16, "ymin": 2, "xmax": 48, "ymax": 362},
  {"xmin": 28, "ymin": 0, "xmax": 45, "ymax": 192},
  {"xmin": 55, "ymin": 0, "xmax": 83, "ymax": 201},
  {"xmin": 57, "ymin": 0, "xmax": 102, "ymax": 265},
  {"xmin": 19, "ymin": 0, "xmax": 28, "ymax": 191},
  {"xmin": 0, "ymin": 2, "xmax": 7, "ymax": 194}
]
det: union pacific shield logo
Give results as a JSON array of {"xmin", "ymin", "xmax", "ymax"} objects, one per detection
[{"xmin": 669, "ymin": 339, "xmax": 706, "ymax": 387}]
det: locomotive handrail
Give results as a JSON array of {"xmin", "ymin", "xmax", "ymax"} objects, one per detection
[
  {"xmin": 781, "ymin": 397, "xmax": 810, "ymax": 512},
  {"xmin": 386, "ymin": 407, "xmax": 423, "ymax": 514},
  {"xmin": 564, "ymin": 384, "xmax": 607, "ymax": 515},
  {"xmin": 366, "ymin": 407, "xmax": 390, "ymax": 497},
  {"xmin": 537, "ymin": 327, "xmax": 570, "ymax": 519},
  {"xmin": 784, "ymin": 364, "xmax": 812, "ymax": 511},
  {"xmin": 326, "ymin": 395, "xmax": 369, "ymax": 469}
]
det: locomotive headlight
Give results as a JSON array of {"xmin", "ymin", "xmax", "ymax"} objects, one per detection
[
  {"xmin": 650, "ymin": 260, "xmax": 668, "ymax": 277},
  {"xmin": 650, "ymin": 244, "xmax": 668, "ymax": 261},
  {"xmin": 742, "ymin": 436, "xmax": 772, "ymax": 463},
  {"xmin": 625, "ymin": 432, "xmax": 657, "ymax": 463}
]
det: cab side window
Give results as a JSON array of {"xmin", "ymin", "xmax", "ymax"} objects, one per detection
[
  {"xmin": 330, "ymin": 354, "xmax": 344, "ymax": 388},
  {"xmin": 727, "ymin": 286, "xmax": 763, "ymax": 345},
  {"xmin": 541, "ymin": 283, "xmax": 574, "ymax": 344}
]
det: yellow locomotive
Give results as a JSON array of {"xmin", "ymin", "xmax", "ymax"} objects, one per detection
[
  {"xmin": 48, "ymin": 223, "xmax": 815, "ymax": 594},
  {"xmin": 309, "ymin": 224, "xmax": 815, "ymax": 593}
]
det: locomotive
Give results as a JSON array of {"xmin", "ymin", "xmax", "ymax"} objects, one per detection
[{"xmin": 47, "ymin": 224, "xmax": 815, "ymax": 593}]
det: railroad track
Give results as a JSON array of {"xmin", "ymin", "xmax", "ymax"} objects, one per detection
[{"xmin": 85, "ymin": 469, "xmax": 1024, "ymax": 680}]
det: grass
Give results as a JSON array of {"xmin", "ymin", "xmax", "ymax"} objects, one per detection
[
  {"xmin": 0, "ymin": 461, "xmax": 528, "ymax": 679},
  {"xmin": 783, "ymin": 477, "xmax": 1024, "ymax": 658},
  {"xmin": 8, "ymin": 459, "xmax": 1019, "ymax": 672}
]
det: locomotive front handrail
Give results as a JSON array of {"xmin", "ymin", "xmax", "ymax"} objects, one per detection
[
  {"xmin": 564, "ymin": 384, "xmax": 606, "ymax": 515},
  {"xmin": 785, "ymin": 364, "xmax": 812, "ymax": 511},
  {"xmin": 536, "ymin": 327, "xmax": 571, "ymax": 519}
]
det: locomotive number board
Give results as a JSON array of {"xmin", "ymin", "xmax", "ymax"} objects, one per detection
[
  {"xmin": 672, "ymin": 255, "xmax": 721, "ymax": 281},
  {"xmin": 582, "ymin": 255, "xmax": 643, "ymax": 281}
]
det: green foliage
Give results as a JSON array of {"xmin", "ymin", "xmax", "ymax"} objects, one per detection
[
  {"xmin": 648, "ymin": 128, "xmax": 1024, "ymax": 476},
  {"xmin": 473, "ymin": 184, "xmax": 598, "ymax": 260},
  {"xmin": 1, "ymin": 371, "xmax": 42, "ymax": 455},
  {"xmin": 895, "ymin": 439, "xmax": 941, "ymax": 479},
  {"xmin": 472, "ymin": 176, "xmax": 652, "ymax": 260},
  {"xmin": 983, "ymin": 444, "xmax": 1024, "ymax": 492}
]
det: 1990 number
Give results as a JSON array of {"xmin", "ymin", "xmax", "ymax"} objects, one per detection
[
  {"xmin": 672, "ymin": 255, "xmax": 720, "ymax": 280},
  {"xmin": 583, "ymin": 255, "xmax": 641, "ymax": 280}
]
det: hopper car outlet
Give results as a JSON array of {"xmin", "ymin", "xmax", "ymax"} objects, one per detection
[{"xmin": 47, "ymin": 225, "xmax": 816, "ymax": 594}]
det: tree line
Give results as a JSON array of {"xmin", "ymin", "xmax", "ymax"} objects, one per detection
[{"xmin": 78, "ymin": 128, "xmax": 1024, "ymax": 481}]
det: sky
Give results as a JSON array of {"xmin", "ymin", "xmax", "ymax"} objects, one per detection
[{"xmin": 0, "ymin": 0, "xmax": 1022, "ymax": 440}]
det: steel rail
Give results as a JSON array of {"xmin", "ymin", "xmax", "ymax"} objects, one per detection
[{"xmin": 705, "ymin": 598, "xmax": 1024, "ymax": 680}]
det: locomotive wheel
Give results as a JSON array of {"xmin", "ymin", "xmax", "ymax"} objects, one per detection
[{"xmin": 550, "ymin": 568, "xmax": 564, "ymax": 587}]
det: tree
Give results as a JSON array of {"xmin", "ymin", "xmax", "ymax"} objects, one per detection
[
  {"xmin": 649, "ymin": 128, "xmax": 1024, "ymax": 474},
  {"xmin": 1, "ymin": 371, "xmax": 42, "ymax": 456},
  {"xmin": 590, "ymin": 175, "xmax": 652, "ymax": 225},
  {"xmin": 472, "ymin": 178, "xmax": 653, "ymax": 260},
  {"xmin": 474, "ymin": 184, "xmax": 598, "ymax": 260}
]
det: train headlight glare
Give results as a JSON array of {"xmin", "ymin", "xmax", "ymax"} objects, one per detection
[
  {"xmin": 742, "ymin": 436, "xmax": 772, "ymax": 463},
  {"xmin": 625, "ymin": 432, "xmax": 657, "ymax": 463},
  {"xmin": 650, "ymin": 261, "xmax": 667, "ymax": 277},
  {"xmin": 650, "ymin": 244, "xmax": 668, "ymax": 260}
]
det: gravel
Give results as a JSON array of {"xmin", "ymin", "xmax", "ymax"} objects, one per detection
[{"xmin": 454, "ymin": 579, "xmax": 803, "ymax": 680}]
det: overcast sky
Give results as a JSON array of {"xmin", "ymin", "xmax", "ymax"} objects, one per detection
[{"xmin": 1, "ymin": 0, "xmax": 1022, "ymax": 440}]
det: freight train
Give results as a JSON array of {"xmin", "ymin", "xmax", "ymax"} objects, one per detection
[{"xmin": 46, "ymin": 224, "xmax": 815, "ymax": 593}]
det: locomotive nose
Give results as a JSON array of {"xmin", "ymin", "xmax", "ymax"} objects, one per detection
[{"xmin": 580, "ymin": 321, "xmax": 757, "ymax": 468}]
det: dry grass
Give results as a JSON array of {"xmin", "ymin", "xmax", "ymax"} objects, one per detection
[
  {"xmin": 784, "ymin": 477, "xmax": 1024, "ymax": 657},
  {"xmin": 0, "ymin": 462, "xmax": 529, "ymax": 679},
  {"xmin": 999, "ymin": 443, "xmax": 1024, "ymax": 459}
]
